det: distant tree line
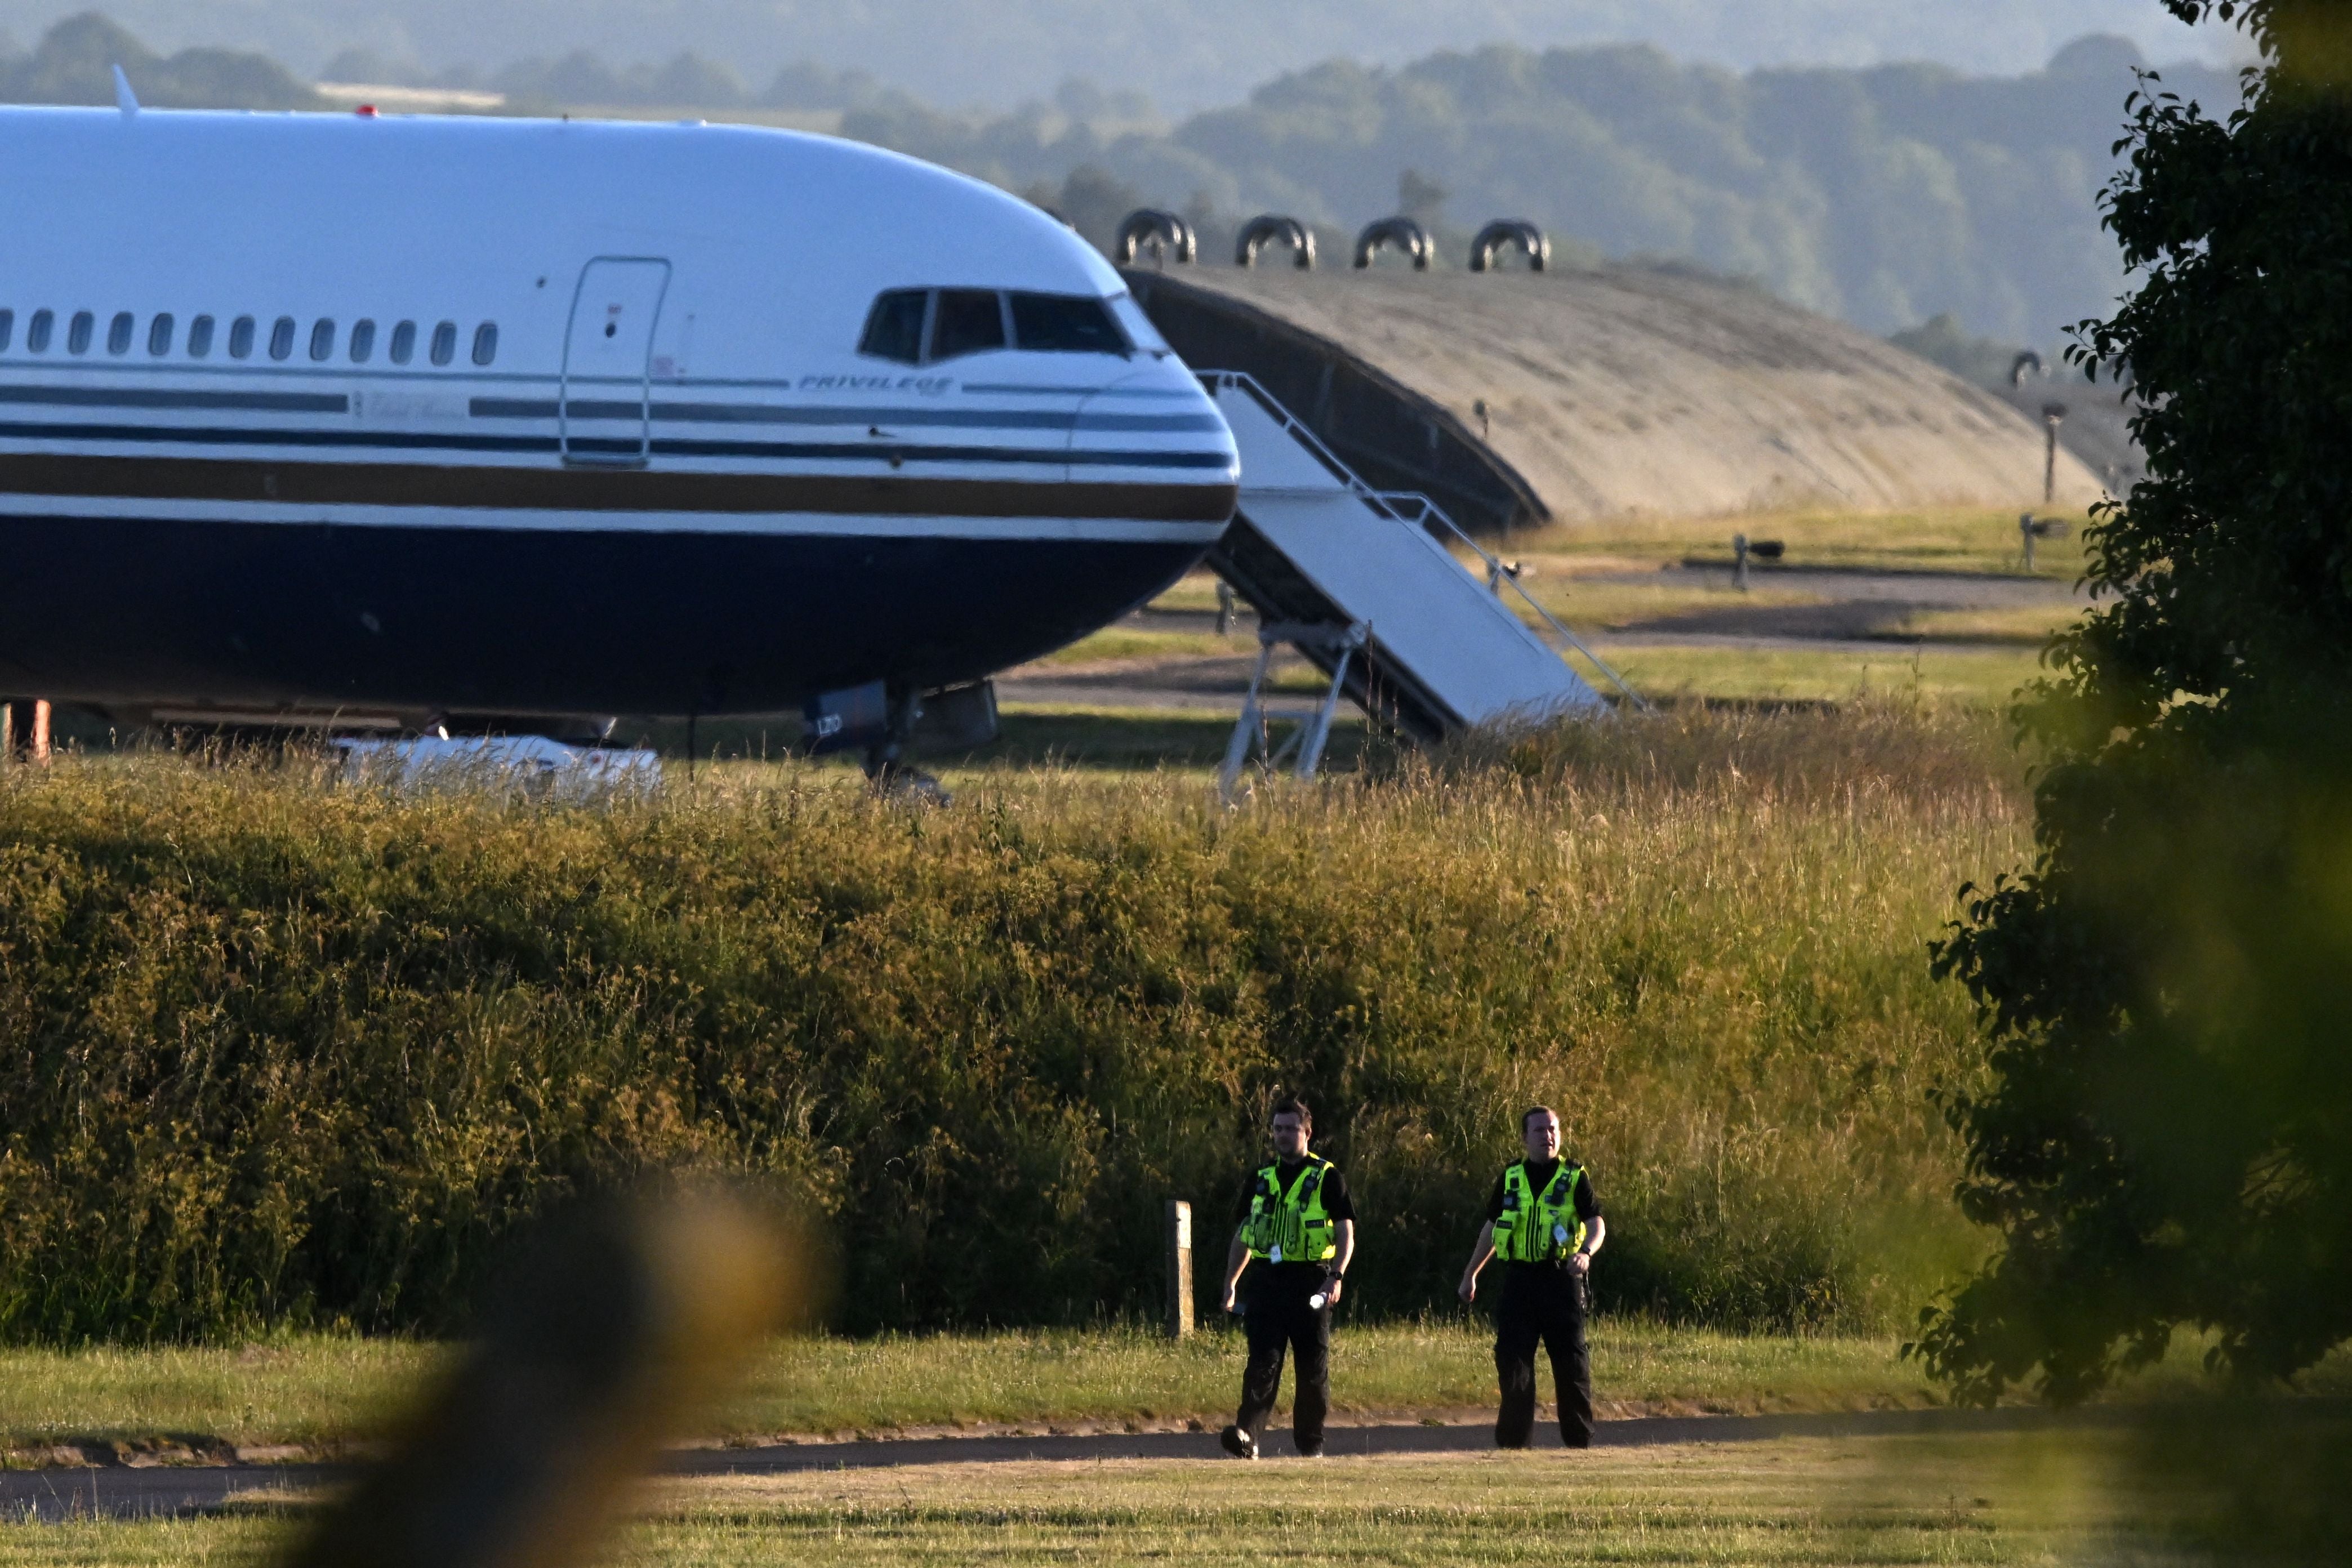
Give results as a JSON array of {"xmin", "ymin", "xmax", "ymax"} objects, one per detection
[
  {"xmin": 882, "ymin": 34, "xmax": 2240, "ymax": 343},
  {"xmin": 3, "ymin": 12, "xmax": 2241, "ymax": 346},
  {"xmin": 0, "ymin": 12, "xmax": 316, "ymax": 109},
  {"xmin": 0, "ymin": 12, "xmax": 932, "ymax": 114}
]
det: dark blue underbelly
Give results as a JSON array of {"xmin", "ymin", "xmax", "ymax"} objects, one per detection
[{"xmin": 0, "ymin": 514, "xmax": 1211, "ymax": 716}]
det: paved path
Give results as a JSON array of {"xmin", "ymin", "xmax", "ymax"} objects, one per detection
[
  {"xmin": 0, "ymin": 1461, "xmax": 340, "ymax": 1522},
  {"xmin": 0, "ymin": 1406, "xmax": 2139, "ymax": 1522},
  {"xmin": 1662, "ymin": 563, "xmax": 2083, "ymax": 604}
]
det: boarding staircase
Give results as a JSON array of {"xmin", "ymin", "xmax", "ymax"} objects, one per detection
[{"xmin": 1201, "ymin": 373, "xmax": 1639, "ymax": 792}]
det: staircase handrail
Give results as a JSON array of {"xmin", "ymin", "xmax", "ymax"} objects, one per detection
[
  {"xmin": 1372, "ymin": 491, "xmax": 1649, "ymax": 711},
  {"xmin": 1198, "ymin": 370, "xmax": 1648, "ymax": 711}
]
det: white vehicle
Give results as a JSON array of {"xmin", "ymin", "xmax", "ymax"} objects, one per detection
[{"xmin": 0, "ymin": 102, "xmax": 1237, "ymax": 747}]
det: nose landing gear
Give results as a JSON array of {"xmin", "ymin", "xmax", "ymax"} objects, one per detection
[
  {"xmin": 805, "ymin": 678, "xmax": 997, "ymax": 804},
  {"xmin": 863, "ymin": 687, "xmax": 951, "ymax": 804}
]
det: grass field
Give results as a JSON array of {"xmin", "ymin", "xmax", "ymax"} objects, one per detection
[
  {"xmin": 1895, "ymin": 604, "xmax": 2081, "ymax": 644},
  {"xmin": 625, "ymin": 706, "xmax": 1370, "ymax": 776},
  {"xmin": 1585, "ymin": 643, "xmax": 2050, "ymax": 707},
  {"xmin": 622, "ymin": 1435, "xmax": 2210, "ymax": 1568},
  {"xmin": 1500, "ymin": 505, "xmax": 2098, "ymax": 580},
  {"xmin": 0, "ymin": 708, "xmax": 2029, "ymax": 1344},
  {"xmin": 9, "ymin": 1318, "xmax": 2340, "ymax": 1460},
  {"xmin": 0, "ymin": 702, "xmax": 2333, "ymax": 1557},
  {"xmin": 0, "ymin": 1324, "xmax": 1942, "ymax": 1457},
  {"xmin": 1512, "ymin": 573, "xmax": 2077, "ymax": 648},
  {"xmin": 1515, "ymin": 576, "xmax": 1834, "ymax": 631},
  {"xmin": 0, "ymin": 1428, "xmax": 2282, "ymax": 1566},
  {"xmin": 968, "ymin": 706, "xmax": 1371, "ymax": 775},
  {"xmin": 1027, "ymin": 504, "xmax": 2090, "ymax": 716},
  {"xmin": 1029, "ymin": 629, "xmax": 1238, "ymax": 667}
]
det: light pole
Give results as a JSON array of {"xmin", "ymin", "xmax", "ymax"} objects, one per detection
[{"xmin": 2041, "ymin": 400, "xmax": 2068, "ymax": 505}]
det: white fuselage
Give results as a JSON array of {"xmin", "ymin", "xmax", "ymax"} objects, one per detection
[{"xmin": 0, "ymin": 106, "xmax": 1237, "ymax": 723}]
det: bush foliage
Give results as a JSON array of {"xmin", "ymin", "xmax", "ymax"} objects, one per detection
[
  {"xmin": 1922, "ymin": 0, "xmax": 2352, "ymax": 1404},
  {"xmin": 0, "ymin": 718, "xmax": 2015, "ymax": 1343}
]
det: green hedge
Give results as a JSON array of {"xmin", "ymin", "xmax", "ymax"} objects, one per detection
[{"xmin": 0, "ymin": 730, "xmax": 2014, "ymax": 1342}]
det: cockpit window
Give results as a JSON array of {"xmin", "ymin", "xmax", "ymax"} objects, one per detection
[
  {"xmin": 928, "ymin": 289, "xmax": 1008, "ymax": 362},
  {"xmin": 859, "ymin": 290, "xmax": 928, "ymax": 364},
  {"xmin": 860, "ymin": 287, "xmax": 1134, "ymax": 364},
  {"xmin": 1106, "ymin": 293, "xmax": 1167, "ymax": 354},
  {"xmin": 1010, "ymin": 292, "xmax": 1129, "ymax": 355}
]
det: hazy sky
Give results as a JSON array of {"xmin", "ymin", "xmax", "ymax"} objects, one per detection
[{"xmin": 5, "ymin": 0, "xmax": 2248, "ymax": 107}]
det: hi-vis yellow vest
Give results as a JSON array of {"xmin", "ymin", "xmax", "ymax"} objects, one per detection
[
  {"xmin": 1245, "ymin": 1157, "xmax": 1338, "ymax": 1263},
  {"xmin": 1494, "ymin": 1160, "xmax": 1587, "ymax": 1263}
]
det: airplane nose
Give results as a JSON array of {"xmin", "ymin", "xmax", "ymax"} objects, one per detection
[{"xmin": 1070, "ymin": 364, "xmax": 1239, "ymax": 484}]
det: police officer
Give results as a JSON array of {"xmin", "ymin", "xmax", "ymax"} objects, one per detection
[
  {"xmin": 1458, "ymin": 1105, "xmax": 1606, "ymax": 1448},
  {"xmin": 1217, "ymin": 1096, "xmax": 1357, "ymax": 1459}
]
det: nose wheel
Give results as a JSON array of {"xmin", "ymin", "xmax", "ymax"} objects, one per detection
[{"xmin": 861, "ymin": 685, "xmax": 951, "ymax": 804}]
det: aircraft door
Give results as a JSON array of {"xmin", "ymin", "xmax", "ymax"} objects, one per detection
[{"xmin": 561, "ymin": 257, "xmax": 671, "ymax": 466}]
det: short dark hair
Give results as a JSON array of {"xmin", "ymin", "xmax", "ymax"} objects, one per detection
[
  {"xmin": 1271, "ymin": 1096, "xmax": 1313, "ymax": 1132},
  {"xmin": 1522, "ymin": 1105, "xmax": 1559, "ymax": 1133}
]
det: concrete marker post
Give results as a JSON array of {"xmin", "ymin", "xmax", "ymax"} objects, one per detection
[{"xmin": 1165, "ymin": 1199, "xmax": 1194, "ymax": 1338}]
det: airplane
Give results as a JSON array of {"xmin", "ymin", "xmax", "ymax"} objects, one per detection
[{"xmin": 0, "ymin": 95, "xmax": 1239, "ymax": 767}]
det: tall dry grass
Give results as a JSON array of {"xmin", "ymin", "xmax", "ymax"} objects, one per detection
[{"xmin": 0, "ymin": 705, "xmax": 2024, "ymax": 1342}]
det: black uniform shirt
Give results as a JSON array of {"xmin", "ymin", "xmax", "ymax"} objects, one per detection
[
  {"xmin": 1484, "ymin": 1158, "xmax": 1602, "ymax": 1270},
  {"xmin": 1235, "ymin": 1156, "xmax": 1356, "ymax": 1286}
]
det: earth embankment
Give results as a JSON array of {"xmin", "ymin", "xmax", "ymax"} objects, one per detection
[{"xmin": 1128, "ymin": 266, "xmax": 2105, "ymax": 532}]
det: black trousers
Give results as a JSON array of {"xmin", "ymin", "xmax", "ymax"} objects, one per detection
[
  {"xmin": 1495, "ymin": 1264, "xmax": 1593, "ymax": 1448},
  {"xmin": 1235, "ymin": 1269, "xmax": 1331, "ymax": 1453}
]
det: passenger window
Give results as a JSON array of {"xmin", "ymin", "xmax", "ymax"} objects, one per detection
[
  {"xmin": 188, "ymin": 315, "xmax": 215, "ymax": 358},
  {"xmin": 928, "ymin": 289, "xmax": 1006, "ymax": 362},
  {"xmin": 26, "ymin": 310, "xmax": 51, "ymax": 353},
  {"xmin": 108, "ymin": 312, "xmax": 133, "ymax": 355},
  {"xmin": 148, "ymin": 314, "xmax": 174, "ymax": 357},
  {"xmin": 349, "ymin": 319, "xmax": 376, "ymax": 363},
  {"xmin": 309, "ymin": 319, "xmax": 336, "ymax": 362},
  {"xmin": 429, "ymin": 321, "xmax": 457, "ymax": 367},
  {"xmin": 858, "ymin": 289, "xmax": 928, "ymax": 364},
  {"xmin": 0, "ymin": 310, "xmax": 12, "ymax": 353},
  {"xmin": 389, "ymin": 320, "xmax": 416, "ymax": 364},
  {"xmin": 68, "ymin": 311, "xmax": 94, "ymax": 354},
  {"xmin": 269, "ymin": 317, "xmax": 296, "ymax": 360},
  {"xmin": 228, "ymin": 316, "xmax": 256, "ymax": 359},
  {"xmin": 1011, "ymin": 292, "xmax": 1128, "ymax": 355},
  {"xmin": 472, "ymin": 323, "xmax": 498, "ymax": 366}
]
